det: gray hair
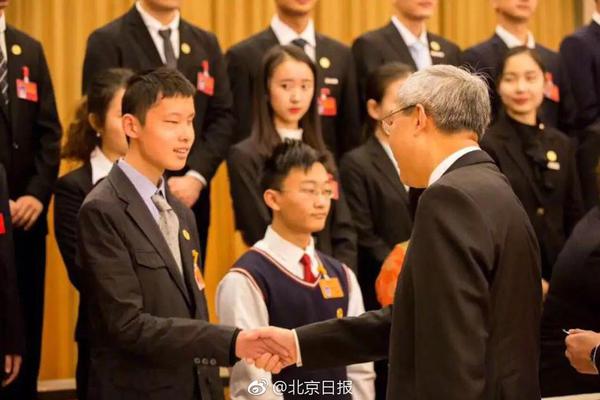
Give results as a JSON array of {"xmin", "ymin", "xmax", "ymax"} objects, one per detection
[{"xmin": 396, "ymin": 65, "xmax": 491, "ymax": 140}]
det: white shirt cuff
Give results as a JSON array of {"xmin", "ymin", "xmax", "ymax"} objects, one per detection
[
  {"xmin": 292, "ymin": 329, "xmax": 303, "ymax": 367},
  {"xmin": 185, "ymin": 170, "xmax": 207, "ymax": 186}
]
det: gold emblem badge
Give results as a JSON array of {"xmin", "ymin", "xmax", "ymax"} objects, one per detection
[
  {"xmin": 430, "ymin": 41, "xmax": 441, "ymax": 51},
  {"xmin": 11, "ymin": 44, "xmax": 22, "ymax": 56},
  {"xmin": 336, "ymin": 308, "xmax": 344, "ymax": 318},
  {"xmin": 182, "ymin": 229, "xmax": 191, "ymax": 241},
  {"xmin": 546, "ymin": 150, "xmax": 558, "ymax": 162},
  {"xmin": 319, "ymin": 57, "xmax": 331, "ymax": 69},
  {"xmin": 181, "ymin": 42, "xmax": 191, "ymax": 55}
]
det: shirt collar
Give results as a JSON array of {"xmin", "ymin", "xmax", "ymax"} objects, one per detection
[
  {"xmin": 391, "ymin": 16, "xmax": 428, "ymax": 48},
  {"xmin": 90, "ymin": 146, "xmax": 114, "ymax": 185},
  {"xmin": 0, "ymin": 13, "xmax": 6, "ymax": 33},
  {"xmin": 495, "ymin": 25, "xmax": 535, "ymax": 49},
  {"xmin": 277, "ymin": 128, "xmax": 303, "ymax": 141},
  {"xmin": 428, "ymin": 146, "xmax": 481, "ymax": 186},
  {"xmin": 258, "ymin": 225, "xmax": 318, "ymax": 274},
  {"xmin": 270, "ymin": 14, "xmax": 316, "ymax": 48},
  {"xmin": 136, "ymin": 1, "xmax": 180, "ymax": 33},
  {"xmin": 117, "ymin": 158, "xmax": 166, "ymax": 199},
  {"xmin": 593, "ymin": 11, "xmax": 600, "ymax": 26}
]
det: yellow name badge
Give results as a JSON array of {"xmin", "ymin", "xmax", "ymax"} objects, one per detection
[{"xmin": 319, "ymin": 277, "xmax": 344, "ymax": 299}]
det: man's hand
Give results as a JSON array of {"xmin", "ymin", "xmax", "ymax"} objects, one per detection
[
  {"xmin": 2, "ymin": 355, "xmax": 22, "ymax": 387},
  {"xmin": 252, "ymin": 327, "xmax": 298, "ymax": 372},
  {"xmin": 11, "ymin": 195, "xmax": 43, "ymax": 230},
  {"xmin": 565, "ymin": 329, "xmax": 600, "ymax": 375},
  {"xmin": 167, "ymin": 176, "xmax": 203, "ymax": 208}
]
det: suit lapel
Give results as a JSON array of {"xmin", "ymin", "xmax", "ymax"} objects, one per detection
[
  {"xmin": 4, "ymin": 28, "xmax": 20, "ymax": 128},
  {"xmin": 366, "ymin": 137, "xmax": 407, "ymax": 199},
  {"xmin": 177, "ymin": 20, "xmax": 208, "ymax": 82},
  {"xmin": 427, "ymin": 34, "xmax": 448, "ymax": 65},
  {"xmin": 382, "ymin": 22, "xmax": 417, "ymax": 70},
  {"xmin": 108, "ymin": 166, "xmax": 192, "ymax": 306},
  {"xmin": 125, "ymin": 7, "xmax": 163, "ymax": 68}
]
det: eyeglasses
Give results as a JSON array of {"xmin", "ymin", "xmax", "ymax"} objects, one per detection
[
  {"xmin": 276, "ymin": 187, "xmax": 334, "ymax": 200},
  {"xmin": 380, "ymin": 104, "xmax": 416, "ymax": 136}
]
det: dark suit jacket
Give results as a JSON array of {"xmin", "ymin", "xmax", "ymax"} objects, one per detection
[
  {"xmin": 78, "ymin": 166, "xmax": 238, "ymax": 400},
  {"xmin": 82, "ymin": 7, "xmax": 233, "ymax": 181},
  {"xmin": 339, "ymin": 136, "xmax": 412, "ymax": 310},
  {"xmin": 0, "ymin": 25, "xmax": 61, "ymax": 230},
  {"xmin": 463, "ymin": 34, "xmax": 577, "ymax": 132},
  {"xmin": 225, "ymin": 28, "xmax": 361, "ymax": 159},
  {"xmin": 481, "ymin": 113, "xmax": 584, "ymax": 279},
  {"xmin": 560, "ymin": 20, "xmax": 600, "ymax": 130},
  {"xmin": 54, "ymin": 163, "xmax": 93, "ymax": 343},
  {"xmin": 226, "ymin": 138, "xmax": 357, "ymax": 270},
  {"xmin": 0, "ymin": 164, "xmax": 23, "ymax": 359},
  {"xmin": 296, "ymin": 151, "xmax": 542, "ymax": 400},
  {"xmin": 351, "ymin": 22, "xmax": 461, "ymax": 111},
  {"xmin": 540, "ymin": 206, "xmax": 600, "ymax": 397}
]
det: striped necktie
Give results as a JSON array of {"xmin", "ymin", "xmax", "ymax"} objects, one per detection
[{"xmin": 0, "ymin": 47, "xmax": 8, "ymax": 105}]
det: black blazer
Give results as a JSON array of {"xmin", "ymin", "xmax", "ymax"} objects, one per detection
[
  {"xmin": 560, "ymin": 20, "xmax": 600, "ymax": 130},
  {"xmin": 339, "ymin": 136, "xmax": 412, "ymax": 310},
  {"xmin": 225, "ymin": 28, "xmax": 361, "ymax": 159},
  {"xmin": 463, "ymin": 34, "xmax": 577, "ymax": 132},
  {"xmin": 0, "ymin": 25, "xmax": 61, "ymax": 230},
  {"xmin": 540, "ymin": 206, "xmax": 600, "ymax": 397},
  {"xmin": 0, "ymin": 164, "xmax": 23, "ymax": 359},
  {"xmin": 82, "ymin": 7, "xmax": 233, "ymax": 181},
  {"xmin": 296, "ymin": 151, "xmax": 542, "ymax": 399},
  {"xmin": 351, "ymin": 22, "xmax": 461, "ymax": 111},
  {"xmin": 481, "ymin": 113, "xmax": 584, "ymax": 279},
  {"xmin": 78, "ymin": 166, "xmax": 238, "ymax": 400},
  {"xmin": 54, "ymin": 163, "xmax": 94, "ymax": 342},
  {"xmin": 226, "ymin": 138, "xmax": 357, "ymax": 270}
]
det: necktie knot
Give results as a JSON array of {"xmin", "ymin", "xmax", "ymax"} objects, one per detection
[
  {"xmin": 158, "ymin": 28, "xmax": 172, "ymax": 41},
  {"xmin": 291, "ymin": 38, "xmax": 308, "ymax": 50},
  {"xmin": 151, "ymin": 192, "xmax": 172, "ymax": 212},
  {"xmin": 300, "ymin": 253, "xmax": 316, "ymax": 283}
]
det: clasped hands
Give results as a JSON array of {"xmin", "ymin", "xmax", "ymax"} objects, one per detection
[{"xmin": 235, "ymin": 327, "xmax": 298, "ymax": 373}]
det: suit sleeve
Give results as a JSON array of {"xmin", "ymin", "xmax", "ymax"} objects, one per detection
[
  {"xmin": 226, "ymin": 147, "xmax": 270, "ymax": 246},
  {"xmin": 329, "ymin": 175, "xmax": 358, "ymax": 271},
  {"xmin": 409, "ymin": 183, "xmax": 495, "ymax": 399},
  {"xmin": 555, "ymin": 56, "xmax": 577, "ymax": 133},
  {"xmin": 186, "ymin": 33, "xmax": 234, "ymax": 180},
  {"xmin": 82, "ymin": 30, "xmax": 121, "ymax": 94},
  {"xmin": 295, "ymin": 306, "xmax": 391, "ymax": 368},
  {"xmin": 25, "ymin": 43, "xmax": 62, "ymax": 206},
  {"xmin": 339, "ymin": 156, "xmax": 391, "ymax": 263},
  {"xmin": 225, "ymin": 46, "xmax": 254, "ymax": 143},
  {"xmin": 563, "ymin": 140, "xmax": 584, "ymax": 235},
  {"xmin": 560, "ymin": 36, "xmax": 599, "ymax": 129},
  {"xmin": 54, "ymin": 177, "xmax": 85, "ymax": 289},
  {"xmin": 0, "ymin": 166, "xmax": 24, "ymax": 355},
  {"xmin": 78, "ymin": 200, "xmax": 238, "ymax": 367},
  {"xmin": 337, "ymin": 48, "xmax": 362, "ymax": 155}
]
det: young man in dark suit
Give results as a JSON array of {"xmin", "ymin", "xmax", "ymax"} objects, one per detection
[
  {"xmin": 253, "ymin": 66, "xmax": 543, "ymax": 399},
  {"xmin": 77, "ymin": 68, "xmax": 280, "ymax": 400},
  {"xmin": 463, "ymin": 0, "xmax": 576, "ymax": 132},
  {"xmin": 0, "ymin": 164, "xmax": 23, "ymax": 398},
  {"xmin": 560, "ymin": 2, "xmax": 600, "ymax": 210},
  {"xmin": 82, "ymin": 0, "xmax": 234, "ymax": 262},
  {"xmin": 352, "ymin": 0, "xmax": 461, "ymax": 111},
  {"xmin": 0, "ymin": 2, "xmax": 62, "ymax": 398},
  {"xmin": 225, "ymin": 0, "xmax": 361, "ymax": 159}
]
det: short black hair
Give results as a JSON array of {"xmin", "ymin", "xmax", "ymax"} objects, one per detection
[
  {"xmin": 122, "ymin": 67, "xmax": 196, "ymax": 125},
  {"xmin": 261, "ymin": 140, "xmax": 330, "ymax": 193}
]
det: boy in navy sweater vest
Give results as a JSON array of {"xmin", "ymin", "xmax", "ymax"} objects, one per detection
[{"xmin": 217, "ymin": 141, "xmax": 374, "ymax": 399}]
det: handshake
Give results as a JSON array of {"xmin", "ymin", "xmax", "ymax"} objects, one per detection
[{"xmin": 235, "ymin": 327, "xmax": 299, "ymax": 373}]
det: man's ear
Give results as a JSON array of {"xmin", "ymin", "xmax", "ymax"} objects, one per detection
[
  {"xmin": 122, "ymin": 114, "xmax": 140, "ymax": 140},
  {"xmin": 263, "ymin": 189, "xmax": 282, "ymax": 212},
  {"xmin": 366, "ymin": 99, "xmax": 381, "ymax": 121},
  {"xmin": 414, "ymin": 104, "xmax": 428, "ymax": 134}
]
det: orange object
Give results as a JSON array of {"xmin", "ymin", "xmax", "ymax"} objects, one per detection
[{"xmin": 375, "ymin": 241, "xmax": 409, "ymax": 306}]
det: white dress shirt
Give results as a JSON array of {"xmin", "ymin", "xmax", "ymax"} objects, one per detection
[
  {"xmin": 136, "ymin": 1, "xmax": 180, "ymax": 62},
  {"xmin": 391, "ymin": 16, "xmax": 431, "ymax": 70},
  {"xmin": 217, "ymin": 226, "xmax": 375, "ymax": 400},
  {"xmin": 593, "ymin": 11, "xmax": 600, "ymax": 26},
  {"xmin": 270, "ymin": 14, "xmax": 316, "ymax": 62},
  {"xmin": 0, "ymin": 13, "xmax": 6, "ymax": 61},
  {"xmin": 277, "ymin": 127, "xmax": 303, "ymax": 141},
  {"xmin": 89, "ymin": 146, "xmax": 114, "ymax": 185},
  {"xmin": 495, "ymin": 25, "xmax": 535, "ymax": 49},
  {"xmin": 377, "ymin": 137, "xmax": 409, "ymax": 192},
  {"xmin": 427, "ymin": 146, "xmax": 481, "ymax": 186}
]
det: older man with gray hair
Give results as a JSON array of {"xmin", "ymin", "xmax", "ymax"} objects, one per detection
[{"xmin": 250, "ymin": 65, "xmax": 542, "ymax": 400}]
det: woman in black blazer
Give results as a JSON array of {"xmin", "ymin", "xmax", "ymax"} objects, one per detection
[
  {"xmin": 481, "ymin": 47, "xmax": 584, "ymax": 290},
  {"xmin": 227, "ymin": 45, "xmax": 357, "ymax": 269},
  {"xmin": 53, "ymin": 68, "xmax": 132, "ymax": 400}
]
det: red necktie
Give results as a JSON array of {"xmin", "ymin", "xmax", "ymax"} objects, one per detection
[{"xmin": 301, "ymin": 253, "xmax": 316, "ymax": 283}]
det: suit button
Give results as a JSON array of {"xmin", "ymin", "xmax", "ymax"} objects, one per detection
[
  {"xmin": 12, "ymin": 142, "xmax": 18, "ymax": 150},
  {"xmin": 202, "ymin": 358, "xmax": 209, "ymax": 365},
  {"xmin": 209, "ymin": 359, "xmax": 217, "ymax": 366},
  {"xmin": 536, "ymin": 207, "xmax": 545, "ymax": 216},
  {"xmin": 193, "ymin": 357, "xmax": 201, "ymax": 365}
]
